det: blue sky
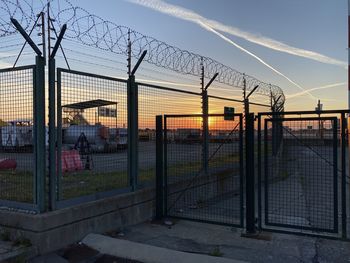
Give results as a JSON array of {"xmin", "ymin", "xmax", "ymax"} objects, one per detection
[
  {"xmin": 71, "ymin": 0, "xmax": 347, "ymax": 110},
  {"xmin": 0, "ymin": 0, "xmax": 346, "ymax": 111}
]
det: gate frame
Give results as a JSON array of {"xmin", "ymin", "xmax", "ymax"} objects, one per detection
[
  {"xmin": 257, "ymin": 109, "xmax": 350, "ymax": 239},
  {"xmin": 157, "ymin": 113, "xmax": 244, "ymax": 227}
]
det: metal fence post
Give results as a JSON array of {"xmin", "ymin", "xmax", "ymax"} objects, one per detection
[
  {"xmin": 56, "ymin": 69, "xmax": 63, "ymax": 201},
  {"xmin": 48, "ymin": 58, "xmax": 56, "ymax": 210},
  {"xmin": 341, "ymin": 113, "xmax": 347, "ymax": 238},
  {"xmin": 245, "ymin": 112, "xmax": 256, "ymax": 234},
  {"xmin": 127, "ymin": 75, "xmax": 139, "ymax": 191},
  {"xmin": 202, "ymin": 89, "xmax": 209, "ymax": 174},
  {"xmin": 271, "ymin": 108, "xmax": 277, "ymax": 156},
  {"xmin": 257, "ymin": 114, "xmax": 262, "ymax": 230},
  {"xmin": 34, "ymin": 55, "xmax": 46, "ymax": 212},
  {"xmin": 155, "ymin": 115, "xmax": 164, "ymax": 219}
]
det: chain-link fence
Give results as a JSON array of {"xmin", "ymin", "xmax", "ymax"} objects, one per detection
[
  {"xmin": 0, "ymin": 65, "xmax": 37, "ymax": 210},
  {"xmin": 164, "ymin": 114, "xmax": 243, "ymax": 226},
  {"xmin": 257, "ymin": 111, "xmax": 348, "ymax": 237},
  {"xmin": 138, "ymin": 83, "xmax": 202, "ymax": 188},
  {"xmin": 57, "ymin": 69, "xmax": 129, "ymax": 205}
]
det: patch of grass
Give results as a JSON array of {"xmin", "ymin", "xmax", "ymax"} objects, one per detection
[
  {"xmin": 12, "ymin": 237, "xmax": 31, "ymax": 247},
  {"xmin": 8, "ymin": 254, "xmax": 27, "ymax": 263},
  {"xmin": 0, "ymin": 230, "xmax": 10, "ymax": 241},
  {"xmin": 209, "ymin": 247, "xmax": 223, "ymax": 257},
  {"xmin": 0, "ymin": 153, "xmax": 240, "ymax": 202},
  {"xmin": 280, "ymin": 171, "xmax": 289, "ymax": 180},
  {"xmin": 61, "ymin": 171, "xmax": 129, "ymax": 199},
  {"xmin": 0, "ymin": 170, "xmax": 33, "ymax": 203}
]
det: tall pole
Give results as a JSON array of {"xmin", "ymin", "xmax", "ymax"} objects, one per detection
[
  {"xmin": 127, "ymin": 29, "xmax": 131, "ymax": 76},
  {"xmin": 47, "ymin": 3, "xmax": 51, "ymax": 59},
  {"xmin": 348, "ymin": 0, "xmax": 350, "ymax": 109},
  {"xmin": 243, "ymin": 74, "xmax": 248, "ymax": 116},
  {"xmin": 201, "ymin": 57, "xmax": 209, "ymax": 174},
  {"xmin": 39, "ymin": 12, "xmax": 46, "ymax": 62}
]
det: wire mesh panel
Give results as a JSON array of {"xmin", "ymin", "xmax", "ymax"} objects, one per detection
[
  {"xmin": 137, "ymin": 84, "xmax": 202, "ymax": 188},
  {"xmin": 208, "ymin": 96, "xmax": 243, "ymax": 114},
  {"xmin": 57, "ymin": 69, "xmax": 129, "ymax": 204},
  {"xmin": 262, "ymin": 117, "xmax": 338, "ymax": 233},
  {"xmin": 0, "ymin": 65, "xmax": 36, "ymax": 208},
  {"xmin": 165, "ymin": 114, "xmax": 243, "ymax": 226}
]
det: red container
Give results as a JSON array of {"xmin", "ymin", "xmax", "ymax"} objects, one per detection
[
  {"xmin": 0, "ymin": 159, "xmax": 17, "ymax": 170},
  {"xmin": 61, "ymin": 150, "xmax": 83, "ymax": 173}
]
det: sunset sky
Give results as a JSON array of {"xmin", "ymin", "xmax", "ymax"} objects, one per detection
[{"xmin": 80, "ymin": 0, "xmax": 347, "ymax": 111}]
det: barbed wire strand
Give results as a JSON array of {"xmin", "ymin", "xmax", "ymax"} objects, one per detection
[{"xmin": 0, "ymin": 0, "xmax": 285, "ymax": 108}]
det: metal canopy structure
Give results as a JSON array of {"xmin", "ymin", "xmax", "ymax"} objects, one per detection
[{"xmin": 63, "ymin": 99, "xmax": 117, "ymax": 110}]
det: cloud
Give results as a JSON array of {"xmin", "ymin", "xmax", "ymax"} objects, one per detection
[
  {"xmin": 286, "ymin": 82, "xmax": 346, "ymax": 99},
  {"xmin": 128, "ymin": 0, "xmax": 346, "ymax": 68}
]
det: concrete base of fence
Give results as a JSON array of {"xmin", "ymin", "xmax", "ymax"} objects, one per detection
[{"xmin": 0, "ymin": 187, "xmax": 155, "ymax": 255}]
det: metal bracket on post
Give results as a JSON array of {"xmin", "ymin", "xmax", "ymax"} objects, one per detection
[
  {"xmin": 128, "ymin": 50, "xmax": 147, "ymax": 191},
  {"xmin": 11, "ymin": 18, "xmax": 42, "ymax": 57},
  {"xmin": 155, "ymin": 115, "xmax": 164, "ymax": 220}
]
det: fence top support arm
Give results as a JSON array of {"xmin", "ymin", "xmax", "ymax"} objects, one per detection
[
  {"xmin": 272, "ymin": 95, "xmax": 282, "ymax": 109},
  {"xmin": 50, "ymin": 24, "xmax": 67, "ymax": 59},
  {"xmin": 204, "ymin": 73, "xmax": 219, "ymax": 91},
  {"xmin": 11, "ymin": 18, "xmax": 42, "ymax": 56},
  {"xmin": 131, "ymin": 50, "xmax": 147, "ymax": 76},
  {"xmin": 246, "ymin": 85, "xmax": 259, "ymax": 99}
]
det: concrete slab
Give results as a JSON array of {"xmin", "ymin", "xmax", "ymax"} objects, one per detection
[
  {"xmin": 113, "ymin": 220, "xmax": 350, "ymax": 263},
  {"xmin": 29, "ymin": 253, "xmax": 68, "ymax": 263},
  {"xmin": 83, "ymin": 233, "xmax": 246, "ymax": 263}
]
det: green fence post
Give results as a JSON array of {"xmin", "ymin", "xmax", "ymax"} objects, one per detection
[
  {"xmin": 34, "ymin": 55, "xmax": 46, "ymax": 212},
  {"xmin": 245, "ymin": 112, "xmax": 256, "ymax": 235},
  {"xmin": 48, "ymin": 58, "xmax": 56, "ymax": 210},
  {"xmin": 202, "ymin": 89, "xmax": 209, "ymax": 174},
  {"xmin": 127, "ymin": 75, "xmax": 139, "ymax": 191},
  {"xmin": 341, "ymin": 113, "xmax": 347, "ymax": 239},
  {"xmin": 155, "ymin": 115, "xmax": 164, "ymax": 219}
]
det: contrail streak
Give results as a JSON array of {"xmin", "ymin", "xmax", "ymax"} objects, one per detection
[
  {"xmin": 127, "ymin": 0, "xmax": 346, "ymax": 68},
  {"xmin": 196, "ymin": 20, "xmax": 315, "ymax": 99},
  {"xmin": 286, "ymin": 82, "xmax": 346, "ymax": 99}
]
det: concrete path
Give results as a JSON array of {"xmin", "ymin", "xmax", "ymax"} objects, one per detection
[
  {"xmin": 0, "ymin": 239, "xmax": 35, "ymax": 262},
  {"xmin": 82, "ymin": 233, "xmax": 246, "ymax": 263},
  {"xmin": 114, "ymin": 220, "xmax": 350, "ymax": 263}
]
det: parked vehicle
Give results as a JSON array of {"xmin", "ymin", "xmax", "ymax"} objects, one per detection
[
  {"xmin": 62, "ymin": 125, "xmax": 127, "ymax": 152},
  {"xmin": 174, "ymin": 128, "xmax": 202, "ymax": 144},
  {"xmin": 0, "ymin": 119, "xmax": 48, "ymax": 151}
]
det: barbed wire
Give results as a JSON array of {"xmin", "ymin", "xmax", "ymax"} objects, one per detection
[
  {"xmin": 0, "ymin": 0, "xmax": 37, "ymax": 36},
  {"xmin": 0, "ymin": 0, "xmax": 285, "ymax": 108}
]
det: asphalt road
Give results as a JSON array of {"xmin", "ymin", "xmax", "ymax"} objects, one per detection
[
  {"xmin": 0, "ymin": 141, "xmax": 240, "ymax": 173},
  {"xmin": 265, "ymin": 144, "xmax": 340, "ymax": 232}
]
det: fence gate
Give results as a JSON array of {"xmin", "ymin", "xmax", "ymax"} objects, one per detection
[
  {"xmin": 159, "ymin": 114, "xmax": 243, "ymax": 227},
  {"xmin": 258, "ymin": 111, "xmax": 347, "ymax": 238}
]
